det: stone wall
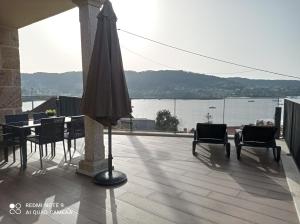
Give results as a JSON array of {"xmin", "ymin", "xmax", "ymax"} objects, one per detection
[{"xmin": 0, "ymin": 26, "xmax": 21, "ymax": 123}]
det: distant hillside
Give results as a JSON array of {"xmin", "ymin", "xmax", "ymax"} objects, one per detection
[
  {"xmin": 22, "ymin": 72, "xmax": 83, "ymax": 97},
  {"xmin": 21, "ymin": 70, "xmax": 300, "ymax": 99}
]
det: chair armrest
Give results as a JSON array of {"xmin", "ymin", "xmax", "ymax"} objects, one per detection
[{"xmin": 193, "ymin": 130, "xmax": 197, "ymax": 140}]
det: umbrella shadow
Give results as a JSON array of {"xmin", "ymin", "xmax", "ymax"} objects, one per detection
[
  {"xmin": 127, "ymin": 135, "xmax": 203, "ymax": 224},
  {"xmin": 75, "ymin": 181, "xmax": 122, "ymax": 224},
  {"xmin": 109, "ymin": 188, "xmax": 118, "ymax": 224}
]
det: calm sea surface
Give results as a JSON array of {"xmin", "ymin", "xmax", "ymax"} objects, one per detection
[{"xmin": 23, "ymin": 97, "xmax": 299, "ymax": 130}]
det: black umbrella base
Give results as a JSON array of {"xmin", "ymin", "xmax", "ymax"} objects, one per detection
[{"xmin": 94, "ymin": 170, "xmax": 127, "ymax": 186}]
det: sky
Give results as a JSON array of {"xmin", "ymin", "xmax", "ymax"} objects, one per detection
[{"xmin": 19, "ymin": 0, "xmax": 300, "ymax": 80}]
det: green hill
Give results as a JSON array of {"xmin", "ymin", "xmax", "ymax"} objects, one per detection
[{"xmin": 21, "ymin": 70, "xmax": 300, "ymax": 99}]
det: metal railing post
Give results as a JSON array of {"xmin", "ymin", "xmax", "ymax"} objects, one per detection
[
  {"xmin": 174, "ymin": 98, "xmax": 176, "ymax": 117},
  {"xmin": 222, "ymin": 98, "xmax": 226, "ymax": 124}
]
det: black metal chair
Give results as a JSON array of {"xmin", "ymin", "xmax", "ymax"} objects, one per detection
[
  {"xmin": 192, "ymin": 123, "xmax": 230, "ymax": 158},
  {"xmin": 2, "ymin": 114, "xmax": 30, "ymax": 163},
  {"xmin": 33, "ymin": 112, "xmax": 48, "ymax": 123},
  {"xmin": 5, "ymin": 114, "xmax": 29, "ymax": 124},
  {"xmin": 234, "ymin": 125, "xmax": 281, "ymax": 162},
  {"xmin": 1, "ymin": 133, "xmax": 13, "ymax": 163},
  {"xmin": 64, "ymin": 115, "xmax": 85, "ymax": 159},
  {"xmin": 32, "ymin": 112, "xmax": 48, "ymax": 153},
  {"xmin": 27, "ymin": 117, "xmax": 66, "ymax": 169}
]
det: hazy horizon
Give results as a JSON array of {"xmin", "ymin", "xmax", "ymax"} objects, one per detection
[
  {"xmin": 19, "ymin": 0, "xmax": 300, "ymax": 80},
  {"xmin": 21, "ymin": 69, "xmax": 300, "ymax": 81}
]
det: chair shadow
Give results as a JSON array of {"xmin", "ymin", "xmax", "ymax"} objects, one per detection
[
  {"xmin": 126, "ymin": 135, "xmax": 203, "ymax": 224},
  {"xmin": 0, "ymin": 158, "xmax": 111, "ymax": 224},
  {"xmin": 193, "ymin": 142, "xmax": 293, "ymax": 201},
  {"xmin": 0, "ymin": 137, "xmax": 131, "ymax": 224}
]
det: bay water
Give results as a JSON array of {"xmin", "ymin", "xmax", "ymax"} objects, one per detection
[{"xmin": 22, "ymin": 97, "xmax": 294, "ymax": 131}]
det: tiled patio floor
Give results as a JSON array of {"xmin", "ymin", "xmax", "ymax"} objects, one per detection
[{"xmin": 0, "ymin": 135, "xmax": 298, "ymax": 224}]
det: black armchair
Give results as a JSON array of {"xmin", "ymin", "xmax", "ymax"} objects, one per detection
[
  {"xmin": 32, "ymin": 112, "xmax": 49, "ymax": 153},
  {"xmin": 1, "ymin": 133, "xmax": 13, "ymax": 162},
  {"xmin": 192, "ymin": 123, "xmax": 230, "ymax": 158},
  {"xmin": 2, "ymin": 114, "xmax": 30, "ymax": 163},
  {"xmin": 234, "ymin": 125, "xmax": 281, "ymax": 162},
  {"xmin": 64, "ymin": 116, "xmax": 85, "ymax": 159},
  {"xmin": 5, "ymin": 114, "xmax": 29, "ymax": 124},
  {"xmin": 27, "ymin": 117, "xmax": 66, "ymax": 169},
  {"xmin": 33, "ymin": 112, "xmax": 48, "ymax": 123}
]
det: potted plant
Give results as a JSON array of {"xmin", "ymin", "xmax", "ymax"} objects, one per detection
[{"xmin": 45, "ymin": 109, "xmax": 56, "ymax": 117}]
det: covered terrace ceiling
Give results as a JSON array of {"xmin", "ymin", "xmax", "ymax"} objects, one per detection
[{"xmin": 0, "ymin": 0, "xmax": 76, "ymax": 28}]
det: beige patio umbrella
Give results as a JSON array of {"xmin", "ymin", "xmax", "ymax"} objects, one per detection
[{"xmin": 81, "ymin": 0, "xmax": 131, "ymax": 186}]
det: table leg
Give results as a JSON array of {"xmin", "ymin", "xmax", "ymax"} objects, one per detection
[
  {"xmin": 20, "ymin": 131, "xmax": 27, "ymax": 169},
  {"xmin": 67, "ymin": 138, "xmax": 71, "ymax": 160},
  {"xmin": 4, "ymin": 146, "xmax": 8, "ymax": 162}
]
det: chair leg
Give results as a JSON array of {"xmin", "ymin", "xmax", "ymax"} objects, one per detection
[
  {"xmin": 67, "ymin": 138, "xmax": 71, "ymax": 160},
  {"xmin": 13, "ymin": 146, "xmax": 16, "ymax": 162},
  {"xmin": 274, "ymin": 146, "xmax": 281, "ymax": 162},
  {"xmin": 68, "ymin": 140, "xmax": 72, "ymax": 161},
  {"xmin": 41, "ymin": 145, "xmax": 44, "ymax": 157},
  {"xmin": 45, "ymin": 144, "xmax": 48, "ymax": 156},
  {"xmin": 19, "ymin": 146, "xmax": 23, "ymax": 165},
  {"xmin": 234, "ymin": 133, "xmax": 239, "ymax": 148},
  {"xmin": 62, "ymin": 140, "xmax": 67, "ymax": 162},
  {"xmin": 192, "ymin": 141, "xmax": 197, "ymax": 155},
  {"xmin": 4, "ymin": 146, "xmax": 8, "ymax": 162},
  {"xmin": 39, "ymin": 145, "xmax": 43, "ymax": 169},
  {"xmin": 277, "ymin": 146, "xmax": 281, "ymax": 162},
  {"xmin": 54, "ymin": 143, "xmax": 56, "ymax": 157},
  {"xmin": 70, "ymin": 138, "xmax": 76, "ymax": 160},
  {"xmin": 30, "ymin": 142, "xmax": 33, "ymax": 153},
  {"xmin": 50, "ymin": 143, "xmax": 53, "ymax": 157},
  {"xmin": 225, "ymin": 142, "xmax": 230, "ymax": 158},
  {"xmin": 236, "ymin": 145, "xmax": 241, "ymax": 160},
  {"xmin": 35, "ymin": 143, "xmax": 37, "ymax": 152}
]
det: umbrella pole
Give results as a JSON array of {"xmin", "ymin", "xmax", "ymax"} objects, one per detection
[
  {"xmin": 93, "ymin": 124, "xmax": 127, "ymax": 186},
  {"xmin": 108, "ymin": 124, "xmax": 113, "ymax": 176}
]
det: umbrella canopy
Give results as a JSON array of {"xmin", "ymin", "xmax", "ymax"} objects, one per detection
[{"xmin": 81, "ymin": 0, "xmax": 131, "ymax": 126}]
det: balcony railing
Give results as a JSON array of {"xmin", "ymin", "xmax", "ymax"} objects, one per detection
[
  {"xmin": 22, "ymin": 96, "xmax": 291, "ymax": 135},
  {"xmin": 283, "ymin": 99, "xmax": 300, "ymax": 168}
]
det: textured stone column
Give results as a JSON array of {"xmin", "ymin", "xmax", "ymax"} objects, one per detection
[
  {"xmin": 0, "ymin": 26, "xmax": 21, "ymax": 161},
  {"xmin": 73, "ymin": 0, "xmax": 108, "ymax": 176},
  {"xmin": 0, "ymin": 26, "xmax": 21, "ymax": 122}
]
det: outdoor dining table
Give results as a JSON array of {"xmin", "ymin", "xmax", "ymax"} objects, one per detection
[{"xmin": 1, "ymin": 117, "xmax": 71, "ymax": 169}]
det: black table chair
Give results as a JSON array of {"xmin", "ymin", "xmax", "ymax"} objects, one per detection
[
  {"xmin": 64, "ymin": 115, "xmax": 85, "ymax": 160},
  {"xmin": 2, "ymin": 114, "xmax": 30, "ymax": 163},
  {"xmin": 27, "ymin": 117, "xmax": 66, "ymax": 169},
  {"xmin": 234, "ymin": 125, "xmax": 281, "ymax": 162},
  {"xmin": 32, "ymin": 112, "xmax": 49, "ymax": 153},
  {"xmin": 1, "ymin": 133, "xmax": 13, "ymax": 163},
  {"xmin": 192, "ymin": 123, "xmax": 230, "ymax": 158},
  {"xmin": 2, "ymin": 124, "xmax": 24, "ymax": 163},
  {"xmin": 5, "ymin": 114, "xmax": 29, "ymax": 124},
  {"xmin": 33, "ymin": 112, "xmax": 48, "ymax": 123}
]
